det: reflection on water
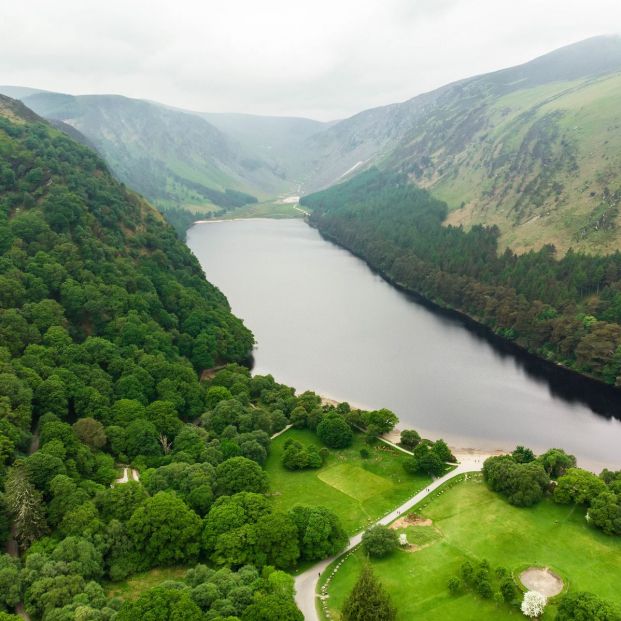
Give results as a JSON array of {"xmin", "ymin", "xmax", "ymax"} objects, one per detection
[{"xmin": 187, "ymin": 218, "xmax": 621, "ymax": 471}]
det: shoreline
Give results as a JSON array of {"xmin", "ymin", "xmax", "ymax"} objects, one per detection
[
  {"xmin": 308, "ymin": 220, "xmax": 621, "ymax": 417},
  {"xmin": 318, "ymin": 394, "xmax": 507, "ymax": 462}
]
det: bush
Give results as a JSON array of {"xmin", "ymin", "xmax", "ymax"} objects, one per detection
[
  {"xmin": 431, "ymin": 439, "xmax": 455, "ymax": 463},
  {"xmin": 361, "ymin": 525, "xmax": 399, "ymax": 558},
  {"xmin": 359, "ymin": 448, "xmax": 370, "ymax": 459},
  {"xmin": 556, "ymin": 591, "xmax": 621, "ymax": 621},
  {"xmin": 316, "ymin": 414, "xmax": 353, "ymax": 449},
  {"xmin": 477, "ymin": 578, "xmax": 493, "ymax": 599},
  {"xmin": 447, "ymin": 576, "xmax": 462, "ymax": 595},
  {"xmin": 521, "ymin": 591, "xmax": 546, "ymax": 618},
  {"xmin": 483, "ymin": 455, "xmax": 550, "ymax": 507},
  {"xmin": 499, "ymin": 577, "xmax": 517, "ymax": 603},
  {"xmin": 404, "ymin": 449, "xmax": 445, "ymax": 477},
  {"xmin": 400, "ymin": 429, "xmax": 421, "ymax": 450},
  {"xmin": 460, "ymin": 561, "xmax": 474, "ymax": 584},
  {"xmin": 281, "ymin": 440, "xmax": 324, "ymax": 471}
]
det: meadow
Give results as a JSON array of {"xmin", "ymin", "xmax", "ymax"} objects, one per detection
[
  {"xmin": 265, "ymin": 429, "xmax": 431, "ymax": 534},
  {"xmin": 321, "ymin": 477, "xmax": 621, "ymax": 620}
]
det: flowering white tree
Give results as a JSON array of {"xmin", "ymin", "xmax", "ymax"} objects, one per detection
[{"xmin": 521, "ymin": 591, "xmax": 546, "ymax": 618}]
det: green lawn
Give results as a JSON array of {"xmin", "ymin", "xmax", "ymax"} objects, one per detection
[
  {"xmin": 220, "ymin": 200, "xmax": 305, "ymax": 219},
  {"xmin": 322, "ymin": 478, "xmax": 621, "ymax": 620},
  {"xmin": 105, "ymin": 566, "xmax": 188, "ymax": 601},
  {"xmin": 265, "ymin": 429, "xmax": 432, "ymax": 534}
]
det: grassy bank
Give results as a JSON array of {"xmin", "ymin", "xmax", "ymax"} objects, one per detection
[
  {"xmin": 322, "ymin": 477, "xmax": 621, "ymax": 620},
  {"xmin": 265, "ymin": 429, "xmax": 432, "ymax": 535}
]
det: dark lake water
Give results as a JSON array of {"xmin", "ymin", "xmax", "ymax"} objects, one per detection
[{"xmin": 187, "ymin": 218, "xmax": 621, "ymax": 471}]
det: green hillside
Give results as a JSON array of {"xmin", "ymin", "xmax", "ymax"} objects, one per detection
[
  {"xmin": 0, "ymin": 94, "xmax": 331, "ymax": 619},
  {"xmin": 302, "ymin": 36, "xmax": 621, "ymax": 254},
  {"xmin": 0, "ymin": 91, "xmax": 254, "ymax": 441},
  {"xmin": 5, "ymin": 37, "xmax": 621, "ymax": 250},
  {"xmin": 15, "ymin": 92, "xmax": 285, "ymax": 213},
  {"xmin": 395, "ymin": 71, "xmax": 621, "ymax": 255}
]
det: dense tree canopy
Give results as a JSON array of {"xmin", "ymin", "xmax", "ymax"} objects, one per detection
[
  {"xmin": 483, "ymin": 455, "xmax": 550, "ymax": 507},
  {"xmin": 361, "ymin": 525, "xmax": 399, "ymax": 558},
  {"xmin": 316, "ymin": 413, "xmax": 353, "ymax": 449},
  {"xmin": 556, "ymin": 591, "xmax": 621, "ymax": 621}
]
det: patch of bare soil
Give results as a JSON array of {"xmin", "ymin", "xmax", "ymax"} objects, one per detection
[
  {"xmin": 390, "ymin": 514, "xmax": 433, "ymax": 529},
  {"xmin": 519, "ymin": 567, "xmax": 564, "ymax": 597}
]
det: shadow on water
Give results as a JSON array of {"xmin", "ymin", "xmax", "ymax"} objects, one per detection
[{"xmin": 316, "ymin": 227, "xmax": 621, "ymax": 422}]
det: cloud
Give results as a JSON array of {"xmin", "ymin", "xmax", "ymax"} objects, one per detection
[{"xmin": 0, "ymin": 0, "xmax": 619, "ymax": 119}]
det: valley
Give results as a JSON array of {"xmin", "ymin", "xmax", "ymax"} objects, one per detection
[{"xmin": 2, "ymin": 19, "xmax": 621, "ymax": 621}]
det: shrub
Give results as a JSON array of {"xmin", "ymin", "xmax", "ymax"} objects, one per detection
[
  {"xmin": 361, "ymin": 525, "xmax": 399, "ymax": 558},
  {"xmin": 521, "ymin": 591, "xmax": 546, "ymax": 618},
  {"xmin": 281, "ymin": 440, "xmax": 324, "ymax": 471},
  {"xmin": 400, "ymin": 429, "xmax": 421, "ymax": 450},
  {"xmin": 447, "ymin": 576, "xmax": 462, "ymax": 595},
  {"xmin": 316, "ymin": 414, "xmax": 353, "ymax": 449},
  {"xmin": 460, "ymin": 561, "xmax": 474, "ymax": 584}
]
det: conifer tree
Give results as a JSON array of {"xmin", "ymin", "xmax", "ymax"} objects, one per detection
[
  {"xmin": 342, "ymin": 563, "xmax": 397, "ymax": 621},
  {"xmin": 5, "ymin": 462, "xmax": 48, "ymax": 549}
]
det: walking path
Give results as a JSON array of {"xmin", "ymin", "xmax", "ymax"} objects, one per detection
[
  {"xmin": 271, "ymin": 424, "xmax": 293, "ymax": 440},
  {"xmin": 294, "ymin": 453, "xmax": 489, "ymax": 621}
]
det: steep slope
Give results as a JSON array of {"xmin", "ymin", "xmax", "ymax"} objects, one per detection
[
  {"xmin": 303, "ymin": 36, "xmax": 621, "ymax": 254},
  {"xmin": 201, "ymin": 112, "xmax": 332, "ymax": 188},
  {"xmin": 0, "ymin": 96, "xmax": 320, "ymax": 619},
  {"xmin": 0, "ymin": 92, "xmax": 253, "ymax": 380},
  {"xmin": 16, "ymin": 92, "xmax": 289, "ymax": 211}
]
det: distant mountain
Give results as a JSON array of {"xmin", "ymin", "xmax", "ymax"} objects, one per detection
[
  {"xmin": 11, "ymin": 92, "xmax": 293, "ymax": 212},
  {"xmin": 0, "ymin": 85, "xmax": 47, "ymax": 99},
  {"xmin": 5, "ymin": 36, "xmax": 621, "ymax": 251},
  {"xmin": 300, "ymin": 35, "xmax": 621, "ymax": 253},
  {"xmin": 201, "ymin": 112, "xmax": 332, "ymax": 189}
]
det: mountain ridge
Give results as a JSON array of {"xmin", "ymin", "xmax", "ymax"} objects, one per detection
[{"xmin": 4, "ymin": 35, "xmax": 621, "ymax": 252}]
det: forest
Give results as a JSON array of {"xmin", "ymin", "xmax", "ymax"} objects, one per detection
[
  {"xmin": 0, "ymin": 98, "xmax": 413, "ymax": 621},
  {"xmin": 303, "ymin": 169, "xmax": 621, "ymax": 387}
]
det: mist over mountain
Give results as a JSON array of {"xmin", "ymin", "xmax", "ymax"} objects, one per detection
[
  {"xmin": 10, "ymin": 91, "xmax": 295, "ymax": 212},
  {"xmin": 4, "ymin": 35, "xmax": 621, "ymax": 252},
  {"xmin": 300, "ymin": 35, "xmax": 621, "ymax": 253}
]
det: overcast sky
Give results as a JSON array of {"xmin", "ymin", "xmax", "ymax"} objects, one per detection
[{"xmin": 1, "ymin": 0, "xmax": 620, "ymax": 120}]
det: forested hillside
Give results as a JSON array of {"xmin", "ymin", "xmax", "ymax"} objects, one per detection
[
  {"xmin": 6, "ymin": 37, "xmax": 621, "ymax": 251},
  {"xmin": 0, "ymin": 94, "xmax": 271, "ymax": 618},
  {"xmin": 304, "ymin": 168, "xmax": 621, "ymax": 386},
  {"xmin": 0, "ymin": 94, "xmax": 390, "ymax": 621},
  {"xmin": 13, "ymin": 92, "xmax": 273, "ymax": 213}
]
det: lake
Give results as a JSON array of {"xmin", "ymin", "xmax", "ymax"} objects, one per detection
[{"xmin": 187, "ymin": 218, "xmax": 621, "ymax": 471}]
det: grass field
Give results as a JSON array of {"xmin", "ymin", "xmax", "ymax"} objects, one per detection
[
  {"xmin": 220, "ymin": 200, "xmax": 306, "ymax": 220},
  {"xmin": 105, "ymin": 566, "xmax": 188, "ymax": 601},
  {"xmin": 265, "ymin": 429, "xmax": 432, "ymax": 534},
  {"xmin": 321, "ymin": 478, "xmax": 621, "ymax": 620}
]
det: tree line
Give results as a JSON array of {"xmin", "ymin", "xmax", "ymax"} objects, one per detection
[{"xmin": 303, "ymin": 168, "xmax": 621, "ymax": 386}]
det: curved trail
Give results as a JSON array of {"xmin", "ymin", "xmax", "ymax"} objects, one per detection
[{"xmin": 294, "ymin": 454, "xmax": 487, "ymax": 621}]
